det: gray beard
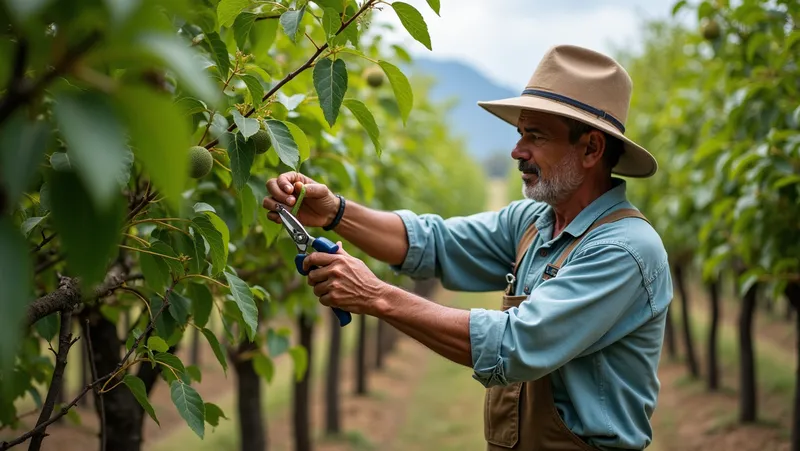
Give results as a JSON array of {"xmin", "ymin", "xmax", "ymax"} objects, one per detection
[{"xmin": 521, "ymin": 148, "xmax": 585, "ymax": 205}]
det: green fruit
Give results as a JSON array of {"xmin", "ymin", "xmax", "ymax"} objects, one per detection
[
  {"xmin": 252, "ymin": 129, "xmax": 272, "ymax": 154},
  {"xmin": 363, "ymin": 66, "xmax": 384, "ymax": 88},
  {"xmin": 188, "ymin": 145, "xmax": 213, "ymax": 178},
  {"xmin": 701, "ymin": 20, "xmax": 721, "ymax": 40}
]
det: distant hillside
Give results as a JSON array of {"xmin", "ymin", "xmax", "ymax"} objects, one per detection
[{"xmin": 405, "ymin": 58, "xmax": 520, "ymax": 176}]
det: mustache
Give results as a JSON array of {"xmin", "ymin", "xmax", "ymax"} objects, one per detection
[{"xmin": 518, "ymin": 160, "xmax": 540, "ymax": 175}]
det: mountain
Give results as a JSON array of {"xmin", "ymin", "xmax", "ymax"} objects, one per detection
[{"xmin": 405, "ymin": 58, "xmax": 520, "ymax": 168}]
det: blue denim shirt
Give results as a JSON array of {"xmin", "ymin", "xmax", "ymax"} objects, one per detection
[{"xmin": 391, "ymin": 178, "xmax": 672, "ymax": 450}]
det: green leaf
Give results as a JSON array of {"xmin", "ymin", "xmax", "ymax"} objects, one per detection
[
  {"xmin": 285, "ymin": 122, "xmax": 310, "ymax": 163},
  {"xmin": 193, "ymin": 202, "xmax": 216, "ymax": 214},
  {"xmin": 313, "ymin": 57, "xmax": 348, "ymax": 127},
  {"xmin": 187, "ymin": 365, "xmax": 202, "ymax": 383},
  {"xmin": 204, "ymin": 402, "xmax": 228, "ymax": 427},
  {"xmin": 322, "ymin": 7, "xmax": 342, "ymax": 45},
  {"xmin": 237, "ymin": 182, "xmax": 258, "ymax": 234},
  {"xmin": 201, "ymin": 328, "xmax": 228, "ymax": 375},
  {"xmin": 391, "ymin": 2, "xmax": 432, "ymax": 50},
  {"xmin": 378, "ymin": 61, "xmax": 413, "ymax": 125},
  {"xmin": 227, "ymin": 131, "xmax": 257, "ymax": 191},
  {"xmin": 140, "ymin": 252, "xmax": 170, "ymax": 292},
  {"xmin": 289, "ymin": 345, "xmax": 308, "ymax": 381},
  {"xmin": 189, "ymin": 283, "xmax": 213, "ymax": 328},
  {"xmin": 233, "ymin": 12, "xmax": 257, "ymax": 50},
  {"xmin": 4, "ymin": 0, "xmax": 51, "ymax": 22},
  {"xmin": 150, "ymin": 296, "xmax": 177, "ymax": 341},
  {"xmin": 264, "ymin": 119, "xmax": 300, "ymax": 169},
  {"xmin": 205, "ymin": 212, "xmax": 230, "ymax": 263},
  {"xmin": 52, "ymin": 91, "xmax": 130, "ymax": 211},
  {"xmin": 232, "ymin": 111, "xmax": 260, "ymax": 140},
  {"xmin": 425, "ymin": 0, "xmax": 440, "ymax": 15},
  {"xmin": 250, "ymin": 18, "xmax": 279, "ymax": 61},
  {"xmin": 191, "ymin": 215, "xmax": 226, "ymax": 275},
  {"xmin": 123, "ymin": 374, "xmax": 160, "ymax": 426},
  {"xmin": 239, "ymin": 74, "xmax": 264, "ymax": 108},
  {"xmin": 223, "ymin": 270, "xmax": 258, "ymax": 341},
  {"xmin": 267, "ymin": 328, "xmax": 290, "ymax": 357},
  {"xmin": 343, "ymin": 99, "xmax": 381, "ymax": 156},
  {"xmin": 773, "ymin": 174, "xmax": 800, "ymax": 189},
  {"xmin": 150, "ymin": 241, "xmax": 184, "ymax": 277},
  {"xmin": 206, "ymin": 31, "xmax": 230, "ymax": 79},
  {"xmin": 672, "ymin": 0, "xmax": 688, "ymax": 15},
  {"xmin": 115, "ymin": 85, "xmax": 191, "ymax": 212},
  {"xmin": 170, "ymin": 381, "xmax": 205, "ymax": 439},
  {"xmin": 217, "ymin": 0, "xmax": 250, "ymax": 28},
  {"xmin": 253, "ymin": 353, "xmax": 274, "ymax": 382},
  {"xmin": 34, "ymin": 313, "xmax": 59, "ymax": 342},
  {"xmin": 49, "ymin": 152, "xmax": 71, "ymax": 171},
  {"xmin": 49, "ymin": 170, "xmax": 125, "ymax": 290},
  {"xmin": 139, "ymin": 33, "xmax": 221, "ymax": 108},
  {"xmin": 311, "ymin": 0, "xmax": 342, "ymax": 12},
  {"xmin": 168, "ymin": 290, "xmax": 192, "ymax": 326},
  {"xmin": 21, "ymin": 216, "xmax": 45, "ymax": 238},
  {"xmin": 148, "ymin": 336, "xmax": 169, "ymax": 353},
  {"xmin": 0, "ymin": 112, "xmax": 48, "ymax": 207},
  {"xmin": 280, "ymin": 6, "xmax": 306, "ymax": 43},
  {"xmin": 155, "ymin": 352, "xmax": 187, "ymax": 383}
]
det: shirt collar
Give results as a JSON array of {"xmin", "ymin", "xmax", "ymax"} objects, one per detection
[{"xmin": 560, "ymin": 177, "xmax": 629, "ymax": 239}]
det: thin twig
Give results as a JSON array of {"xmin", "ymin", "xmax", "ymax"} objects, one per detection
[
  {"xmin": 255, "ymin": 13, "xmax": 282, "ymax": 21},
  {"xmin": 28, "ymin": 310, "xmax": 77, "ymax": 451},
  {"xmin": 30, "ymin": 233, "xmax": 56, "ymax": 253},
  {"xmin": 83, "ymin": 319, "xmax": 105, "ymax": 451},
  {"xmin": 1, "ymin": 284, "xmax": 175, "ymax": 451},
  {"xmin": 35, "ymin": 255, "xmax": 64, "ymax": 275},
  {"xmin": 124, "ymin": 191, "xmax": 158, "ymax": 223},
  {"xmin": 118, "ymin": 244, "xmax": 184, "ymax": 261},
  {"xmin": 204, "ymin": 0, "xmax": 378, "ymax": 150}
]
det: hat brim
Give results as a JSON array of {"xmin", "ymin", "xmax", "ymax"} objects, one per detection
[{"xmin": 477, "ymin": 95, "xmax": 657, "ymax": 178}]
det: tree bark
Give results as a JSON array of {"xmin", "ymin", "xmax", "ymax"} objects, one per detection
[
  {"xmin": 374, "ymin": 319, "xmax": 386, "ymax": 370},
  {"xmin": 232, "ymin": 341, "xmax": 267, "ymax": 451},
  {"xmin": 355, "ymin": 314, "xmax": 368, "ymax": 395},
  {"xmin": 673, "ymin": 265, "xmax": 699, "ymax": 378},
  {"xmin": 707, "ymin": 278, "xmax": 721, "ymax": 391},
  {"xmin": 739, "ymin": 282, "xmax": 758, "ymax": 423},
  {"xmin": 325, "ymin": 310, "xmax": 342, "ymax": 435},
  {"xmin": 784, "ymin": 282, "xmax": 800, "ymax": 451},
  {"xmin": 293, "ymin": 313, "xmax": 313, "ymax": 451}
]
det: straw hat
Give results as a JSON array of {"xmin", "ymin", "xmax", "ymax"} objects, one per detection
[{"xmin": 477, "ymin": 44, "xmax": 657, "ymax": 178}]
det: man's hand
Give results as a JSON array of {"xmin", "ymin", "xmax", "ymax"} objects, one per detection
[
  {"xmin": 262, "ymin": 171, "xmax": 340, "ymax": 228},
  {"xmin": 304, "ymin": 242, "xmax": 389, "ymax": 316}
]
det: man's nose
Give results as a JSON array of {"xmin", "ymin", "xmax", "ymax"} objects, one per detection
[{"xmin": 511, "ymin": 141, "xmax": 529, "ymax": 161}]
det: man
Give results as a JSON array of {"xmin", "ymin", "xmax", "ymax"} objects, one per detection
[{"xmin": 263, "ymin": 45, "xmax": 672, "ymax": 450}]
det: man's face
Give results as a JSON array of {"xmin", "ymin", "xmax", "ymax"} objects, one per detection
[{"xmin": 512, "ymin": 110, "xmax": 585, "ymax": 205}]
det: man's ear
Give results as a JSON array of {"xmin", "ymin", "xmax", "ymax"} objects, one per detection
[{"xmin": 582, "ymin": 131, "xmax": 606, "ymax": 168}]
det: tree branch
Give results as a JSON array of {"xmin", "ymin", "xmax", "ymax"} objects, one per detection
[
  {"xmin": 1, "ymin": 284, "xmax": 175, "ymax": 451},
  {"xmin": 26, "ymin": 262, "xmax": 137, "ymax": 327},
  {"xmin": 0, "ymin": 31, "xmax": 101, "ymax": 125},
  {"xmin": 82, "ymin": 319, "xmax": 106, "ymax": 451},
  {"xmin": 204, "ymin": 0, "xmax": 377, "ymax": 150},
  {"xmin": 27, "ymin": 310, "xmax": 78, "ymax": 451}
]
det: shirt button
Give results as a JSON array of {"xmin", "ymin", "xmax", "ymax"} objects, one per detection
[
  {"xmin": 524, "ymin": 286, "xmax": 530, "ymax": 294},
  {"xmin": 539, "ymin": 249, "xmax": 548, "ymax": 257}
]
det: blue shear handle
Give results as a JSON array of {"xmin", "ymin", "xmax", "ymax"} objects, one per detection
[{"xmin": 294, "ymin": 237, "xmax": 353, "ymax": 327}]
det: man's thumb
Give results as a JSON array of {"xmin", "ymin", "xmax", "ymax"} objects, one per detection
[
  {"xmin": 336, "ymin": 241, "xmax": 350, "ymax": 256},
  {"xmin": 302, "ymin": 183, "xmax": 328, "ymax": 198}
]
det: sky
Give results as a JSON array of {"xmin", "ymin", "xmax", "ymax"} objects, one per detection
[{"xmin": 371, "ymin": 0, "xmax": 696, "ymax": 91}]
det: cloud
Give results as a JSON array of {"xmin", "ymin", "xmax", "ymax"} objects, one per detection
[{"xmin": 370, "ymin": 0, "xmax": 692, "ymax": 90}]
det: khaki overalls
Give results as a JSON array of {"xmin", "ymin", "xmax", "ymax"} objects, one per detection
[{"xmin": 484, "ymin": 208, "xmax": 648, "ymax": 451}]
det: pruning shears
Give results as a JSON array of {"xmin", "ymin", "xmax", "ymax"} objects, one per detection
[{"xmin": 275, "ymin": 204, "xmax": 352, "ymax": 327}]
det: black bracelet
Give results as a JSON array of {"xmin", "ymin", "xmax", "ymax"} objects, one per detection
[{"xmin": 323, "ymin": 194, "xmax": 345, "ymax": 231}]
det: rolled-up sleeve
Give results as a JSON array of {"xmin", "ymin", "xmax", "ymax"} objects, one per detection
[
  {"xmin": 468, "ymin": 242, "xmax": 650, "ymax": 387},
  {"xmin": 390, "ymin": 205, "xmax": 520, "ymax": 292}
]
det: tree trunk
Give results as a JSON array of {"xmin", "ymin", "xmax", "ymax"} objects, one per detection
[
  {"xmin": 325, "ymin": 310, "xmax": 342, "ymax": 435},
  {"xmin": 355, "ymin": 314, "xmax": 367, "ymax": 395},
  {"xmin": 739, "ymin": 282, "xmax": 758, "ymax": 423},
  {"xmin": 293, "ymin": 313, "xmax": 313, "ymax": 451},
  {"xmin": 82, "ymin": 308, "xmax": 163, "ymax": 451},
  {"xmin": 664, "ymin": 307, "xmax": 677, "ymax": 359},
  {"xmin": 374, "ymin": 320, "xmax": 386, "ymax": 370},
  {"xmin": 785, "ymin": 282, "xmax": 800, "ymax": 451},
  {"xmin": 674, "ymin": 265, "xmax": 699, "ymax": 378},
  {"xmin": 707, "ymin": 278, "xmax": 720, "ymax": 391},
  {"xmin": 232, "ymin": 341, "xmax": 267, "ymax": 451},
  {"xmin": 190, "ymin": 327, "xmax": 201, "ymax": 367}
]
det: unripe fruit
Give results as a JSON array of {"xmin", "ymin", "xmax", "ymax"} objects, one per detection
[
  {"xmin": 363, "ymin": 66, "xmax": 384, "ymax": 88},
  {"xmin": 701, "ymin": 19, "xmax": 721, "ymax": 40},
  {"xmin": 251, "ymin": 129, "xmax": 272, "ymax": 154},
  {"xmin": 188, "ymin": 145, "xmax": 213, "ymax": 178}
]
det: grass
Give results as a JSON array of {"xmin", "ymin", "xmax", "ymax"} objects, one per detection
[{"xmin": 391, "ymin": 290, "xmax": 497, "ymax": 451}]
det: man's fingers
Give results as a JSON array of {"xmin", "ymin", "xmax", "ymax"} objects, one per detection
[
  {"xmin": 307, "ymin": 267, "xmax": 330, "ymax": 284},
  {"xmin": 313, "ymin": 279, "xmax": 333, "ymax": 298},
  {"xmin": 302, "ymin": 252, "xmax": 338, "ymax": 271}
]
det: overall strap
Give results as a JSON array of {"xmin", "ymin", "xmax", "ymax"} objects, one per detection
[
  {"xmin": 544, "ymin": 208, "xmax": 649, "ymax": 280},
  {"xmin": 513, "ymin": 222, "xmax": 540, "ymax": 276}
]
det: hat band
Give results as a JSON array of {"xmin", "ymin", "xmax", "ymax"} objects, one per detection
[{"xmin": 521, "ymin": 89, "xmax": 626, "ymax": 134}]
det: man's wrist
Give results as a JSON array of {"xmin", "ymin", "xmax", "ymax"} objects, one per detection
[
  {"xmin": 372, "ymin": 283, "xmax": 399, "ymax": 318},
  {"xmin": 323, "ymin": 194, "xmax": 345, "ymax": 231}
]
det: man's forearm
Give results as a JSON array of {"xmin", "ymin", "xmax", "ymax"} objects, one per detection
[
  {"xmin": 330, "ymin": 199, "xmax": 409, "ymax": 267},
  {"xmin": 373, "ymin": 284, "xmax": 474, "ymax": 368}
]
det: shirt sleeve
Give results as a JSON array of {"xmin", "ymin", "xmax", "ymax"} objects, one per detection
[
  {"xmin": 390, "ymin": 203, "xmax": 524, "ymax": 292},
  {"xmin": 469, "ymin": 241, "xmax": 651, "ymax": 387}
]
